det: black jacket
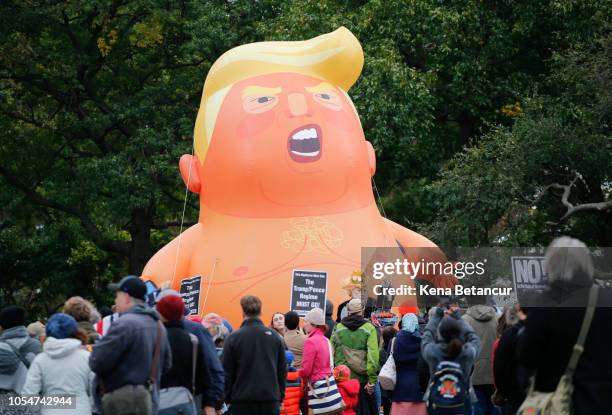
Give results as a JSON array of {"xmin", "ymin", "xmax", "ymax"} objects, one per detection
[
  {"xmin": 161, "ymin": 320, "xmax": 211, "ymax": 396},
  {"xmin": 493, "ymin": 320, "xmax": 528, "ymax": 405},
  {"xmin": 183, "ymin": 318, "xmax": 224, "ymax": 408},
  {"xmin": 222, "ymin": 317, "xmax": 286, "ymax": 404},
  {"xmin": 517, "ymin": 287, "xmax": 612, "ymax": 415}
]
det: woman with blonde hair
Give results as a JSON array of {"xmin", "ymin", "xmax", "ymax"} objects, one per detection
[{"xmin": 63, "ymin": 296, "xmax": 99, "ymax": 344}]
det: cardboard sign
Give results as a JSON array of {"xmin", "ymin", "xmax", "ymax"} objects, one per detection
[
  {"xmin": 511, "ymin": 256, "xmax": 547, "ymax": 295},
  {"xmin": 290, "ymin": 270, "xmax": 327, "ymax": 316},
  {"xmin": 179, "ymin": 276, "xmax": 202, "ymax": 316}
]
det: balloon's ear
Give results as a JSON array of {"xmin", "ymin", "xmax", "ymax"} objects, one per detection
[
  {"xmin": 366, "ymin": 141, "xmax": 376, "ymax": 177},
  {"xmin": 179, "ymin": 154, "xmax": 202, "ymax": 194}
]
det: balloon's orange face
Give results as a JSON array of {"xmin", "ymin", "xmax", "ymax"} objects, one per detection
[{"xmin": 200, "ymin": 72, "xmax": 374, "ymax": 218}]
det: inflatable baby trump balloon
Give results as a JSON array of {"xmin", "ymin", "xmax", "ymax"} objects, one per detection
[{"xmin": 142, "ymin": 27, "xmax": 455, "ymax": 325}]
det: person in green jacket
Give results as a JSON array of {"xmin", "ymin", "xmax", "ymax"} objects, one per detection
[{"xmin": 331, "ymin": 298, "xmax": 380, "ymax": 415}]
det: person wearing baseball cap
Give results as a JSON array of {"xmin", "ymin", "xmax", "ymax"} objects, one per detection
[
  {"xmin": 107, "ymin": 275, "xmax": 148, "ymax": 308},
  {"xmin": 330, "ymin": 298, "xmax": 380, "ymax": 415},
  {"xmin": 89, "ymin": 276, "xmax": 172, "ymax": 415}
]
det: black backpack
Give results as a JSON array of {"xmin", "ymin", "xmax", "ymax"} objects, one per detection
[{"xmin": 426, "ymin": 359, "xmax": 469, "ymax": 415}]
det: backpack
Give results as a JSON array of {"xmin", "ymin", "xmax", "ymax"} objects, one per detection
[
  {"xmin": 426, "ymin": 360, "xmax": 469, "ymax": 415},
  {"xmin": 331, "ymin": 331, "xmax": 367, "ymax": 376}
]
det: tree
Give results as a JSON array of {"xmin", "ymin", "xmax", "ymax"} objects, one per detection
[
  {"xmin": 0, "ymin": 0, "xmax": 281, "ymax": 279},
  {"xmin": 260, "ymin": 0, "xmax": 610, "ymax": 229},
  {"xmin": 425, "ymin": 32, "xmax": 612, "ymax": 246},
  {"xmin": 1, "ymin": 0, "xmax": 610, "ymax": 312}
]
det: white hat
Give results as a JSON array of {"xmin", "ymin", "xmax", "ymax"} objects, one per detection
[
  {"xmin": 304, "ymin": 308, "xmax": 325, "ymax": 326},
  {"xmin": 347, "ymin": 298, "xmax": 364, "ymax": 314}
]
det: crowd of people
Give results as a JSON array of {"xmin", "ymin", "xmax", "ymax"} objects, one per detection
[{"xmin": 0, "ymin": 237, "xmax": 611, "ymax": 415}]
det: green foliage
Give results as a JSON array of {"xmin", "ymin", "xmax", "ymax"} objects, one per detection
[
  {"xmin": 260, "ymin": 0, "xmax": 611, "ymax": 226},
  {"xmin": 425, "ymin": 32, "xmax": 612, "ymax": 246},
  {"xmin": 0, "ymin": 0, "xmax": 610, "ymax": 315},
  {"xmin": 0, "ymin": 0, "xmax": 281, "ymax": 309}
]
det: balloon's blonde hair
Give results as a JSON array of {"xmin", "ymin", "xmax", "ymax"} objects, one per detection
[{"xmin": 192, "ymin": 27, "xmax": 364, "ymax": 162}]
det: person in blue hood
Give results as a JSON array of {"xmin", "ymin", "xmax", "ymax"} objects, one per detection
[
  {"xmin": 89, "ymin": 276, "xmax": 172, "ymax": 415},
  {"xmin": 391, "ymin": 313, "xmax": 427, "ymax": 414}
]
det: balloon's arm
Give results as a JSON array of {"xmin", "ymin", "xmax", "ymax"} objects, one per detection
[
  {"xmin": 383, "ymin": 218, "xmax": 457, "ymax": 289},
  {"xmin": 141, "ymin": 223, "xmax": 201, "ymax": 288}
]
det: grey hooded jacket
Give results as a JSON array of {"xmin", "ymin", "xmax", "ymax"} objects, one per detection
[
  {"xmin": 462, "ymin": 304, "xmax": 497, "ymax": 385},
  {"xmin": 0, "ymin": 326, "xmax": 41, "ymax": 392}
]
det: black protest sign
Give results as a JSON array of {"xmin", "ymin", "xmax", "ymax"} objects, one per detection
[
  {"xmin": 290, "ymin": 270, "xmax": 327, "ymax": 316},
  {"xmin": 179, "ymin": 276, "xmax": 202, "ymax": 316}
]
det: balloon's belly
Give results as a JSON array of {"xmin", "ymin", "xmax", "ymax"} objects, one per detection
[{"xmin": 174, "ymin": 217, "xmax": 397, "ymax": 326}]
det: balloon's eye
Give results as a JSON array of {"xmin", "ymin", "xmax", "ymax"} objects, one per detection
[
  {"xmin": 313, "ymin": 91, "xmax": 342, "ymax": 111},
  {"xmin": 244, "ymin": 95, "xmax": 278, "ymax": 114}
]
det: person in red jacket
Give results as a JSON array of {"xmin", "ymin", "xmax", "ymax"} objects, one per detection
[
  {"xmin": 333, "ymin": 365, "xmax": 360, "ymax": 415},
  {"xmin": 282, "ymin": 351, "xmax": 302, "ymax": 415}
]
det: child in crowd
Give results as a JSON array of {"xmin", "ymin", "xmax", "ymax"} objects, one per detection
[
  {"xmin": 282, "ymin": 351, "xmax": 302, "ymax": 415},
  {"xmin": 333, "ymin": 364, "xmax": 360, "ymax": 415}
]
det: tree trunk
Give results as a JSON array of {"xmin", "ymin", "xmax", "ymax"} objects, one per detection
[
  {"xmin": 128, "ymin": 207, "xmax": 154, "ymax": 275},
  {"xmin": 458, "ymin": 112, "xmax": 477, "ymax": 147}
]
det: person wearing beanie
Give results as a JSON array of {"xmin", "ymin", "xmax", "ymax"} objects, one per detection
[
  {"xmin": 157, "ymin": 290, "xmax": 224, "ymax": 413},
  {"xmin": 300, "ymin": 307, "xmax": 341, "ymax": 413},
  {"xmin": 281, "ymin": 351, "xmax": 303, "ymax": 415},
  {"xmin": 283, "ymin": 311, "xmax": 306, "ymax": 369},
  {"xmin": 156, "ymin": 294, "xmax": 186, "ymax": 321},
  {"xmin": 331, "ymin": 298, "xmax": 380, "ymax": 415},
  {"xmin": 63, "ymin": 296, "xmax": 100, "ymax": 344},
  {"xmin": 0, "ymin": 305, "xmax": 41, "ymax": 394},
  {"xmin": 389, "ymin": 313, "xmax": 427, "ymax": 415},
  {"xmin": 0, "ymin": 305, "xmax": 26, "ymax": 330},
  {"xmin": 155, "ymin": 293, "xmax": 213, "ymax": 414},
  {"xmin": 22, "ymin": 313, "xmax": 94, "ymax": 415},
  {"xmin": 421, "ymin": 306, "xmax": 481, "ymax": 415},
  {"xmin": 333, "ymin": 365, "xmax": 360, "ymax": 415},
  {"xmin": 90, "ymin": 276, "xmax": 172, "ymax": 415}
]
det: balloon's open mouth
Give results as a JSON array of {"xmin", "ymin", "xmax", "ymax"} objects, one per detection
[{"xmin": 287, "ymin": 124, "xmax": 322, "ymax": 163}]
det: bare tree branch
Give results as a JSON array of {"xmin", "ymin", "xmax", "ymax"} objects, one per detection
[
  {"xmin": 536, "ymin": 174, "xmax": 612, "ymax": 224},
  {"xmin": 151, "ymin": 220, "xmax": 197, "ymax": 230},
  {"xmin": 559, "ymin": 199, "xmax": 612, "ymax": 221}
]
